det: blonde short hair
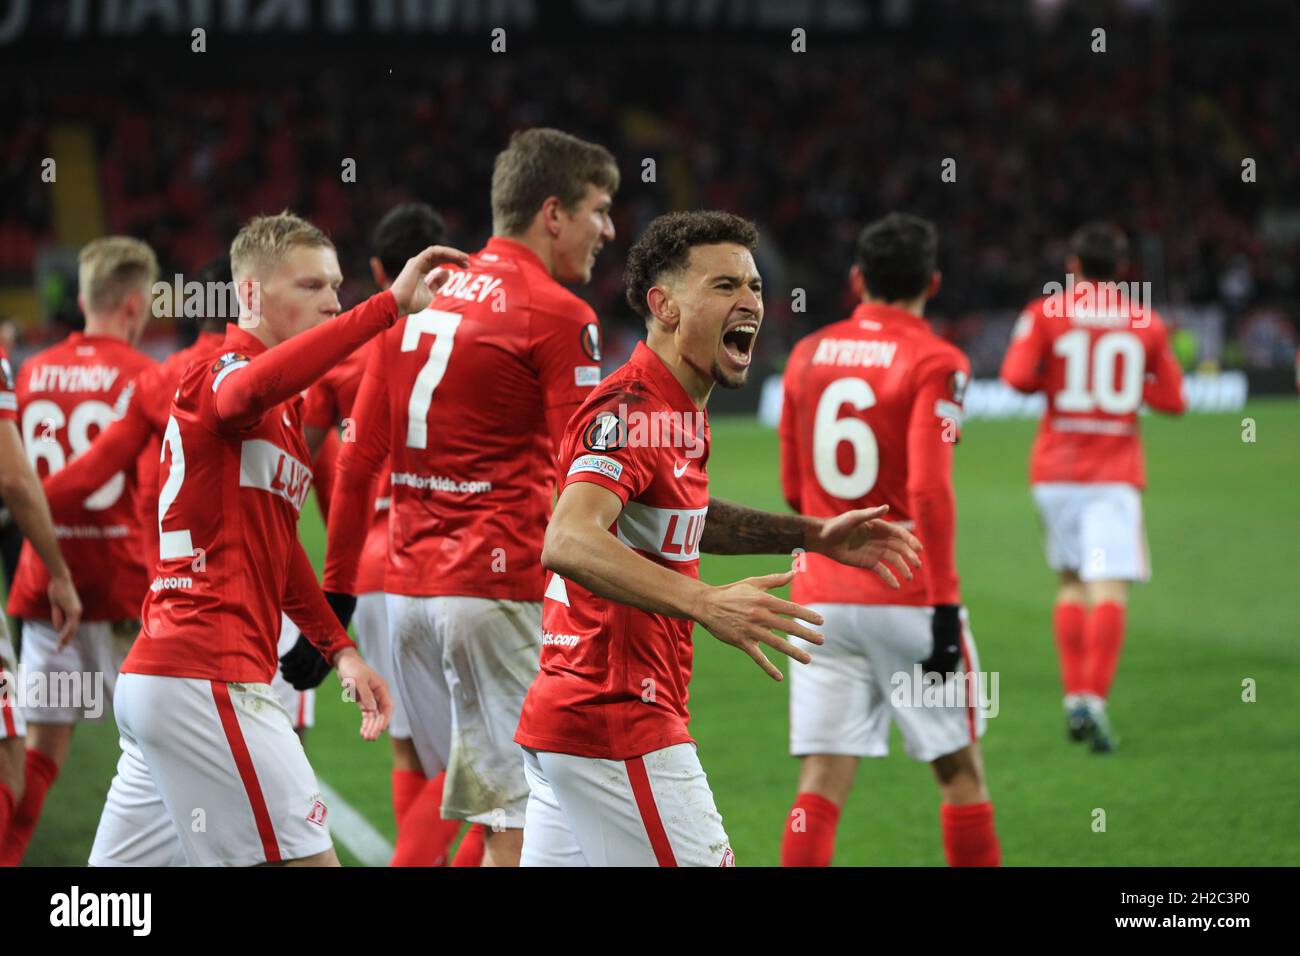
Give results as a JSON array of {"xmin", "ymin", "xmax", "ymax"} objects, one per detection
[
  {"xmin": 77, "ymin": 237, "xmax": 160, "ymax": 313},
  {"xmin": 229, "ymin": 211, "xmax": 333, "ymax": 281}
]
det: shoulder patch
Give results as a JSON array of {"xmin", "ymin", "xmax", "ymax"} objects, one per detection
[
  {"xmin": 211, "ymin": 352, "xmax": 249, "ymax": 374},
  {"xmin": 581, "ymin": 410, "xmax": 625, "ymax": 452},
  {"xmin": 568, "ymin": 454, "xmax": 624, "ymax": 482},
  {"xmin": 579, "ymin": 322, "xmax": 601, "ymax": 362},
  {"xmin": 210, "ymin": 352, "xmax": 251, "ymax": 393},
  {"xmin": 947, "ymin": 368, "xmax": 969, "ymax": 404}
]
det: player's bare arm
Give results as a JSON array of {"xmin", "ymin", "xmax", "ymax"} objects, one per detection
[
  {"xmin": 701, "ymin": 496, "xmax": 923, "ymax": 589},
  {"xmin": 0, "ymin": 419, "xmax": 82, "ymax": 645},
  {"xmin": 543, "ymin": 481, "xmax": 825, "ymax": 680}
]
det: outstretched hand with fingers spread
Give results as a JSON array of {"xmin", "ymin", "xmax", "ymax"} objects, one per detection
[{"xmin": 692, "ymin": 569, "xmax": 825, "ymax": 680}]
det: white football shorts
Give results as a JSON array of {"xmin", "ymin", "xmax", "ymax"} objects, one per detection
[
  {"xmin": 271, "ymin": 615, "xmax": 315, "ymax": 730},
  {"xmin": 520, "ymin": 744, "xmax": 735, "ymax": 867},
  {"xmin": 387, "ymin": 594, "xmax": 540, "ymax": 828},
  {"xmin": 18, "ymin": 619, "xmax": 134, "ymax": 725},
  {"xmin": 353, "ymin": 592, "xmax": 408, "ymax": 740},
  {"xmin": 89, "ymin": 672, "xmax": 333, "ymax": 867},
  {"xmin": 789, "ymin": 604, "xmax": 987, "ymax": 763},
  {"xmin": 1032, "ymin": 482, "xmax": 1150, "ymax": 582}
]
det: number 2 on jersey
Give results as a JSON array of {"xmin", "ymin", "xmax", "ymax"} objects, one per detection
[
  {"xmin": 812, "ymin": 377, "xmax": 879, "ymax": 499},
  {"xmin": 402, "ymin": 310, "xmax": 462, "ymax": 449},
  {"xmin": 158, "ymin": 415, "xmax": 193, "ymax": 561}
]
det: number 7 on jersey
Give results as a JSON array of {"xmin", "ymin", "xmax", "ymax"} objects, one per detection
[{"xmin": 402, "ymin": 309, "xmax": 462, "ymax": 450}]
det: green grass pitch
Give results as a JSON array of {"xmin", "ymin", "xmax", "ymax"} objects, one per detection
[{"xmin": 18, "ymin": 398, "xmax": 1299, "ymax": 866}]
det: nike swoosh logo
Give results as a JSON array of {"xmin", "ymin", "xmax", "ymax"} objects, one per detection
[{"xmin": 673, "ymin": 460, "xmax": 689, "ymax": 478}]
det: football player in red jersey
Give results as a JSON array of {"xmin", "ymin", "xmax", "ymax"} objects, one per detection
[
  {"xmin": 41, "ymin": 253, "xmax": 231, "ymax": 564},
  {"xmin": 324, "ymin": 130, "xmax": 618, "ymax": 867},
  {"xmin": 1001, "ymin": 223, "xmax": 1186, "ymax": 752},
  {"xmin": 778, "ymin": 214, "xmax": 1001, "ymax": 867},
  {"xmin": 1, "ymin": 237, "xmax": 161, "ymax": 866},
  {"xmin": 285, "ymin": 202, "xmax": 476, "ymax": 864},
  {"xmin": 88, "ymin": 212, "xmax": 467, "ymax": 866},
  {"xmin": 0, "ymin": 340, "xmax": 83, "ymax": 854},
  {"xmin": 514, "ymin": 211, "xmax": 922, "ymax": 866}
]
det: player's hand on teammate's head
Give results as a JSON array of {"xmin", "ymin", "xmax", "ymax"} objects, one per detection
[
  {"xmin": 48, "ymin": 573, "xmax": 83, "ymax": 648},
  {"xmin": 806, "ymin": 505, "xmax": 923, "ymax": 589},
  {"xmin": 279, "ymin": 634, "xmax": 333, "ymax": 691},
  {"xmin": 694, "ymin": 570, "xmax": 825, "ymax": 681},
  {"xmin": 334, "ymin": 648, "xmax": 392, "ymax": 740},
  {"xmin": 389, "ymin": 245, "xmax": 471, "ymax": 316}
]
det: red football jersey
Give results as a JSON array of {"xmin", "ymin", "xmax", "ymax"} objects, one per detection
[
  {"xmin": 303, "ymin": 345, "xmax": 388, "ymax": 595},
  {"xmin": 323, "ymin": 237, "xmax": 602, "ymax": 601},
  {"xmin": 1000, "ymin": 281, "xmax": 1186, "ymax": 488},
  {"xmin": 781, "ymin": 303, "xmax": 969, "ymax": 607},
  {"xmin": 515, "ymin": 342, "xmax": 710, "ymax": 761},
  {"xmin": 7, "ymin": 333, "xmax": 157, "ymax": 621},
  {"xmin": 43, "ymin": 330, "xmax": 226, "ymax": 573},
  {"xmin": 122, "ymin": 295, "xmax": 399, "ymax": 683}
]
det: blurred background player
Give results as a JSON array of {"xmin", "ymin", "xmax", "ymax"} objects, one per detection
[
  {"xmin": 278, "ymin": 202, "xmax": 466, "ymax": 862},
  {"xmin": 514, "ymin": 211, "xmax": 922, "ymax": 866},
  {"xmin": 1000, "ymin": 222, "xmax": 1186, "ymax": 752},
  {"xmin": 41, "ymin": 253, "xmax": 232, "ymax": 568},
  {"xmin": 89, "ymin": 212, "xmax": 463, "ymax": 866},
  {"xmin": 0, "ymin": 237, "xmax": 159, "ymax": 866},
  {"xmin": 323, "ymin": 129, "xmax": 618, "ymax": 867},
  {"xmin": 778, "ymin": 213, "xmax": 1000, "ymax": 868},
  {"xmin": 0, "ymin": 336, "xmax": 83, "ymax": 857}
]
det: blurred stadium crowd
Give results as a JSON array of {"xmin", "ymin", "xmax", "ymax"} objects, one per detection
[{"xmin": 1, "ymin": 1, "xmax": 1296, "ymax": 377}]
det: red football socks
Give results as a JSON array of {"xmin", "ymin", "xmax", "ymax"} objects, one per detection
[
  {"xmin": 389, "ymin": 771, "xmax": 463, "ymax": 867},
  {"xmin": 1053, "ymin": 601, "xmax": 1088, "ymax": 696},
  {"xmin": 390, "ymin": 769, "xmax": 424, "ymax": 837},
  {"xmin": 0, "ymin": 779, "xmax": 14, "ymax": 854},
  {"xmin": 1085, "ymin": 601, "xmax": 1127, "ymax": 699},
  {"xmin": 450, "ymin": 823, "xmax": 486, "ymax": 867},
  {"xmin": 940, "ymin": 801, "xmax": 1001, "ymax": 867},
  {"xmin": 780, "ymin": 792, "xmax": 841, "ymax": 867},
  {"xmin": 0, "ymin": 749, "xmax": 57, "ymax": 866}
]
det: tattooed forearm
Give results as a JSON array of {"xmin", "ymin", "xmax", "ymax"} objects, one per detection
[{"xmin": 701, "ymin": 497, "xmax": 813, "ymax": 555}]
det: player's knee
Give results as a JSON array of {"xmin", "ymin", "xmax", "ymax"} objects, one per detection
[
  {"xmin": 1087, "ymin": 580, "xmax": 1128, "ymax": 606},
  {"xmin": 0, "ymin": 740, "xmax": 24, "ymax": 801},
  {"xmin": 931, "ymin": 746, "xmax": 987, "ymax": 803},
  {"xmin": 796, "ymin": 755, "xmax": 856, "ymax": 806},
  {"xmin": 390, "ymin": 736, "xmax": 422, "ymax": 772},
  {"xmin": 482, "ymin": 826, "xmax": 523, "ymax": 867},
  {"xmin": 1057, "ymin": 572, "xmax": 1086, "ymax": 604}
]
